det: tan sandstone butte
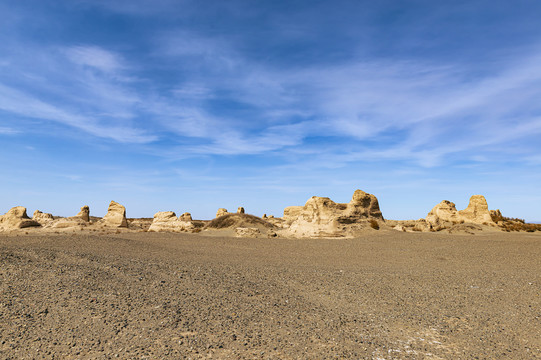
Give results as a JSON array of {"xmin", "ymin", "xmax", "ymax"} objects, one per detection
[
  {"xmin": 458, "ymin": 195, "xmax": 494, "ymax": 224},
  {"xmin": 216, "ymin": 208, "xmax": 228, "ymax": 218},
  {"xmin": 0, "ymin": 206, "xmax": 41, "ymax": 231},
  {"xmin": 425, "ymin": 195, "xmax": 495, "ymax": 231},
  {"xmin": 77, "ymin": 205, "xmax": 90, "ymax": 222},
  {"xmin": 282, "ymin": 189, "xmax": 384, "ymax": 238},
  {"xmin": 148, "ymin": 211, "xmax": 194, "ymax": 232},
  {"xmin": 32, "ymin": 210, "xmax": 55, "ymax": 226},
  {"xmin": 101, "ymin": 200, "xmax": 128, "ymax": 227},
  {"xmin": 179, "ymin": 212, "xmax": 193, "ymax": 221}
]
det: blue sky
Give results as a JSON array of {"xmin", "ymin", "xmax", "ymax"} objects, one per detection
[{"xmin": 1, "ymin": 0, "xmax": 540, "ymax": 221}]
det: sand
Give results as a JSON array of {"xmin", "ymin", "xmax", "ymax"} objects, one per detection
[{"xmin": 1, "ymin": 231, "xmax": 540, "ymax": 359}]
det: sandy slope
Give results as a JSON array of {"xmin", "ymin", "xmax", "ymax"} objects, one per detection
[{"xmin": 1, "ymin": 231, "xmax": 540, "ymax": 359}]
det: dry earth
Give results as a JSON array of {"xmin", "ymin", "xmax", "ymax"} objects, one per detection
[{"xmin": 1, "ymin": 231, "xmax": 540, "ymax": 359}]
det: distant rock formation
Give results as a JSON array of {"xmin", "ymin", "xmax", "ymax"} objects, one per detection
[
  {"xmin": 425, "ymin": 195, "xmax": 495, "ymax": 231},
  {"xmin": 77, "ymin": 205, "xmax": 90, "ymax": 222},
  {"xmin": 216, "ymin": 208, "xmax": 228, "ymax": 218},
  {"xmin": 458, "ymin": 195, "xmax": 493, "ymax": 224},
  {"xmin": 179, "ymin": 212, "xmax": 193, "ymax": 222},
  {"xmin": 237, "ymin": 207, "xmax": 245, "ymax": 214},
  {"xmin": 148, "ymin": 211, "xmax": 194, "ymax": 232},
  {"xmin": 282, "ymin": 190, "xmax": 384, "ymax": 238},
  {"xmin": 101, "ymin": 201, "xmax": 127, "ymax": 227},
  {"xmin": 425, "ymin": 201, "xmax": 461, "ymax": 230},
  {"xmin": 32, "ymin": 210, "xmax": 54, "ymax": 226},
  {"xmin": 0, "ymin": 206, "xmax": 40, "ymax": 231}
]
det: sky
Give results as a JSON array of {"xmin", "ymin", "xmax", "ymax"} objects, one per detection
[{"xmin": 1, "ymin": 0, "xmax": 540, "ymax": 221}]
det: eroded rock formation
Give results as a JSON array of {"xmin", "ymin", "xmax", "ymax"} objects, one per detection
[
  {"xmin": 148, "ymin": 211, "xmax": 194, "ymax": 232},
  {"xmin": 77, "ymin": 205, "xmax": 90, "ymax": 222},
  {"xmin": 32, "ymin": 210, "xmax": 54, "ymax": 226},
  {"xmin": 425, "ymin": 195, "xmax": 495, "ymax": 231},
  {"xmin": 216, "ymin": 208, "xmax": 228, "ymax": 218},
  {"xmin": 0, "ymin": 206, "xmax": 40, "ymax": 231},
  {"xmin": 281, "ymin": 190, "xmax": 384, "ymax": 238},
  {"xmin": 458, "ymin": 195, "xmax": 493, "ymax": 224},
  {"xmin": 101, "ymin": 201, "xmax": 127, "ymax": 227}
]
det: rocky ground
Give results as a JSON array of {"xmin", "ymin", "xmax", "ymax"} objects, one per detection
[{"xmin": 1, "ymin": 231, "xmax": 540, "ymax": 359}]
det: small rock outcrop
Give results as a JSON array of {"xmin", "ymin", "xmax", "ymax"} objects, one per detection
[
  {"xmin": 148, "ymin": 211, "xmax": 194, "ymax": 232},
  {"xmin": 32, "ymin": 210, "xmax": 54, "ymax": 225},
  {"xmin": 282, "ymin": 190, "xmax": 384, "ymax": 238},
  {"xmin": 237, "ymin": 207, "xmax": 245, "ymax": 214},
  {"xmin": 0, "ymin": 206, "xmax": 40, "ymax": 231},
  {"xmin": 216, "ymin": 208, "xmax": 228, "ymax": 218},
  {"xmin": 179, "ymin": 212, "xmax": 193, "ymax": 221},
  {"xmin": 235, "ymin": 227, "xmax": 260, "ymax": 238},
  {"xmin": 101, "ymin": 201, "xmax": 127, "ymax": 227},
  {"xmin": 77, "ymin": 205, "xmax": 90, "ymax": 222}
]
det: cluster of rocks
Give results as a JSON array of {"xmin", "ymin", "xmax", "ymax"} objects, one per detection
[
  {"xmin": 0, "ymin": 201, "xmax": 128, "ymax": 231},
  {"xmin": 391, "ymin": 195, "xmax": 497, "ymax": 233},
  {"xmin": 0, "ymin": 191, "xmax": 530, "ymax": 237}
]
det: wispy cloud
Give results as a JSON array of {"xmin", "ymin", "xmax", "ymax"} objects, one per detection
[
  {"xmin": 0, "ymin": 126, "xmax": 20, "ymax": 135},
  {"xmin": 65, "ymin": 45, "xmax": 124, "ymax": 73}
]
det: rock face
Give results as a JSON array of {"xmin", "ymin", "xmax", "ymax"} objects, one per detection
[
  {"xmin": 101, "ymin": 201, "xmax": 127, "ymax": 227},
  {"xmin": 282, "ymin": 190, "xmax": 384, "ymax": 238},
  {"xmin": 0, "ymin": 207, "xmax": 40, "ymax": 231},
  {"xmin": 77, "ymin": 205, "xmax": 90, "ymax": 222},
  {"xmin": 425, "ymin": 195, "xmax": 495, "ymax": 230},
  {"xmin": 237, "ymin": 207, "xmax": 245, "ymax": 214},
  {"xmin": 32, "ymin": 210, "xmax": 54, "ymax": 225},
  {"xmin": 216, "ymin": 208, "xmax": 228, "ymax": 218},
  {"xmin": 458, "ymin": 195, "xmax": 494, "ymax": 224},
  {"xmin": 148, "ymin": 211, "xmax": 194, "ymax": 232}
]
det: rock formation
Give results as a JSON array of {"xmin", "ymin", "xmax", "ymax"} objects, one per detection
[
  {"xmin": 101, "ymin": 201, "xmax": 127, "ymax": 227},
  {"xmin": 0, "ymin": 206, "xmax": 40, "ymax": 231},
  {"xmin": 216, "ymin": 208, "xmax": 228, "ymax": 218},
  {"xmin": 77, "ymin": 205, "xmax": 90, "ymax": 222},
  {"xmin": 282, "ymin": 190, "xmax": 384, "ymax": 238},
  {"xmin": 179, "ymin": 212, "xmax": 193, "ymax": 221},
  {"xmin": 237, "ymin": 207, "xmax": 245, "ymax": 214},
  {"xmin": 148, "ymin": 211, "xmax": 194, "ymax": 232},
  {"xmin": 32, "ymin": 210, "xmax": 54, "ymax": 226},
  {"xmin": 458, "ymin": 195, "xmax": 494, "ymax": 224},
  {"xmin": 425, "ymin": 201, "xmax": 461, "ymax": 230},
  {"xmin": 425, "ymin": 195, "xmax": 495, "ymax": 230}
]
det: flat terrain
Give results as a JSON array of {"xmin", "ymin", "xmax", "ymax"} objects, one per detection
[{"xmin": 1, "ymin": 231, "xmax": 540, "ymax": 359}]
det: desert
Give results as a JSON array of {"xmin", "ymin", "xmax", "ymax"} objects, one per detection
[{"xmin": 1, "ymin": 192, "xmax": 540, "ymax": 359}]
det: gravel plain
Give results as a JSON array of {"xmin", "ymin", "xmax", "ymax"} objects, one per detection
[{"xmin": 1, "ymin": 230, "xmax": 540, "ymax": 359}]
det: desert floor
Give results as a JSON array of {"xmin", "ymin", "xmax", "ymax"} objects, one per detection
[{"xmin": 1, "ymin": 231, "xmax": 540, "ymax": 359}]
